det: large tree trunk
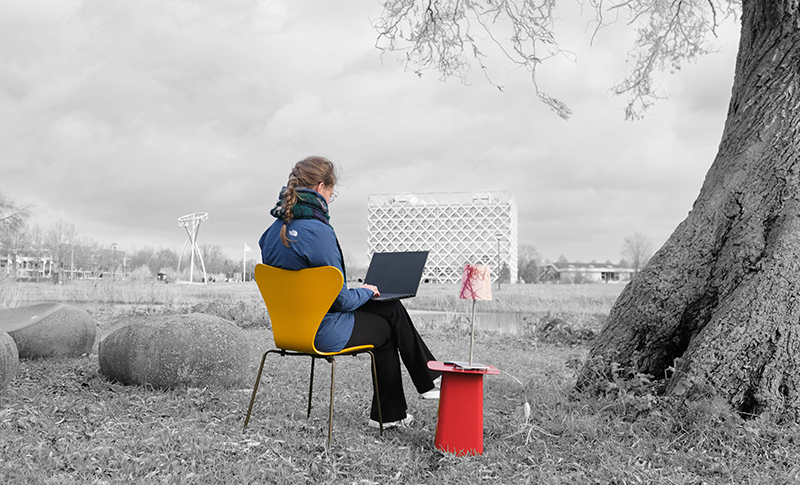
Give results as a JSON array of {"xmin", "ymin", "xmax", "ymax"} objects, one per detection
[{"xmin": 577, "ymin": 0, "xmax": 800, "ymax": 420}]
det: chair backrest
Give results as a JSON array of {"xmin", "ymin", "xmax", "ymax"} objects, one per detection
[{"xmin": 254, "ymin": 264, "xmax": 343, "ymax": 354}]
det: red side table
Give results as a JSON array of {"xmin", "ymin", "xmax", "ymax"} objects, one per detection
[{"xmin": 427, "ymin": 361, "xmax": 500, "ymax": 456}]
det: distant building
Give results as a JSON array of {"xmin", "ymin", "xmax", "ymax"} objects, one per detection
[
  {"xmin": 367, "ymin": 191, "xmax": 518, "ymax": 284},
  {"xmin": 541, "ymin": 261, "xmax": 635, "ymax": 283},
  {"xmin": 1, "ymin": 254, "xmax": 55, "ymax": 280},
  {"xmin": 1, "ymin": 245, "xmax": 125, "ymax": 281}
]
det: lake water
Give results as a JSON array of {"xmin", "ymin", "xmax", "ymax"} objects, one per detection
[{"xmin": 408, "ymin": 310, "xmax": 528, "ymax": 334}]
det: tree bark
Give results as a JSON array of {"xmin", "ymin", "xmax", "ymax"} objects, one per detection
[{"xmin": 577, "ymin": 0, "xmax": 800, "ymax": 420}]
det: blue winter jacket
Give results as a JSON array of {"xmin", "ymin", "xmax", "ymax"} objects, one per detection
[{"xmin": 258, "ymin": 215, "xmax": 373, "ymax": 352}]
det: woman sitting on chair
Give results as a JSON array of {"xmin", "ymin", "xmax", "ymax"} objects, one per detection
[{"xmin": 259, "ymin": 155, "xmax": 441, "ymax": 429}]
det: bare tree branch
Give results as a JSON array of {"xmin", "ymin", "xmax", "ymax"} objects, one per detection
[
  {"xmin": 374, "ymin": 0, "xmax": 573, "ymax": 118},
  {"xmin": 0, "ymin": 192, "xmax": 31, "ymax": 233},
  {"xmin": 373, "ymin": 0, "xmax": 740, "ymax": 119}
]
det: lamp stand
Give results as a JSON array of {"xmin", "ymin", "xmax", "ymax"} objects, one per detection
[{"xmin": 469, "ymin": 299, "xmax": 476, "ymax": 365}]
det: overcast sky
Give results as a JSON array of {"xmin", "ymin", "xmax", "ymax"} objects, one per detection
[{"xmin": 1, "ymin": 0, "xmax": 741, "ymax": 265}]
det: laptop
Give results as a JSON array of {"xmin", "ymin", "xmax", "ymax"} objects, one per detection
[{"xmin": 363, "ymin": 251, "xmax": 429, "ymax": 301}]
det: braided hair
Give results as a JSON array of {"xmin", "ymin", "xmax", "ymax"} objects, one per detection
[{"xmin": 279, "ymin": 156, "xmax": 338, "ymax": 247}]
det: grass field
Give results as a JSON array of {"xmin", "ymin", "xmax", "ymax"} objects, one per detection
[
  {"xmin": 0, "ymin": 278, "xmax": 625, "ymax": 314},
  {"xmin": 1, "ymin": 281, "xmax": 799, "ymax": 483}
]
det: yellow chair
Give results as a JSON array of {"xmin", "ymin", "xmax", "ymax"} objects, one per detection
[{"xmin": 244, "ymin": 264, "xmax": 383, "ymax": 445}]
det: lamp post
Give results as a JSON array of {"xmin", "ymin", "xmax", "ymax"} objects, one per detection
[
  {"xmin": 111, "ymin": 243, "xmax": 117, "ymax": 281},
  {"xmin": 37, "ymin": 238, "xmax": 43, "ymax": 283},
  {"xmin": 495, "ymin": 235, "xmax": 503, "ymax": 291}
]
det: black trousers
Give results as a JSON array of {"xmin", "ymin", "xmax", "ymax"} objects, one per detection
[{"xmin": 345, "ymin": 299, "xmax": 440, "ymax": 422}]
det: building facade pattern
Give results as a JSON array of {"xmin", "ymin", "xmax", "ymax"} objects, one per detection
[{"xmin": 367, "ymin": 192, "xmax": 518, "ymax": 284}]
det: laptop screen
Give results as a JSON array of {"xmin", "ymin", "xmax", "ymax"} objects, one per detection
[{"xmin": 363, "ymin": 251, "xmax": 429, "ymax": 298}]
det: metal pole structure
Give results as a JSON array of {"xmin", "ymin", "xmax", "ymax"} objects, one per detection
[
  {"xmin": 189, "ymin": 239, "xmax": 195, "ymax": 283},
  {"xmin": 177, "ymin": 213, "xmax": 209, "ymax": 284}
]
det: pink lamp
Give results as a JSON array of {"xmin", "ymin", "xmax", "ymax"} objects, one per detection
[{"xmin": 459, "ymin": 265, "xmax": 492, "ymax": 365}]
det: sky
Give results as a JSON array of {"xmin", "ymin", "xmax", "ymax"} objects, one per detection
[{"xmin": 0, "ymin": 0, "xmax": 741, "ymax": 265}]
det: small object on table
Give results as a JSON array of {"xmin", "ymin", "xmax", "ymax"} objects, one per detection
[
  {"xmin": 428, "ymin": 360, "xmax": 499, "ymax": 456},
  {"xmin": 444, "ymin": 360, "xmax": 490, "ymax": 371}
]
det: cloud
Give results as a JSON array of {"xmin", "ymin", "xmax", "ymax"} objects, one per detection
[{"xmin": 0, "ymin": 0, "xmax": 740, "ymax": 266}]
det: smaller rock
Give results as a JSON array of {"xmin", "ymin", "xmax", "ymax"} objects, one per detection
[
  {"xmin": 1, "ymin": 303, "xmax": 96, "ymax": 359},
  {"xmin": 0, "ymin": 332, "xmax": 19, "ymax": 391}
]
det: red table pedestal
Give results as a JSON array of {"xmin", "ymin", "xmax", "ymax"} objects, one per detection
[{"xmin": 428, "ymin": 361, "xmax": 499, "ymax": 456}]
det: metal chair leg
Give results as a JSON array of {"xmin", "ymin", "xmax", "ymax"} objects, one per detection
[
  {"xmin": 307, "ymin": 357, "xmax": 316, "ymax": 418},
  {"xmin": 328, "ymin": 357, "xmax": 336, "ymax": 447},
  {"xmin": 244, "ymin": 350, "xmax": 270, "ymax": 429},
  {"xmin": 367, "ymin": 350, "xmax": 383, "ymax": 435},
  {"xmin": 244, "ymin": 348, "xmax": 381, "ymax": 447}
]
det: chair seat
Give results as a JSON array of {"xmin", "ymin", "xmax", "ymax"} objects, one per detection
[{"xmin": 316, "ymin": 344, "xmax": 375, "ymax": 357}]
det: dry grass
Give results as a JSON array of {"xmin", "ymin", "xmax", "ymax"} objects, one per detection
[
  {"xmin": 0, "ymin": 278, "xmax": 623, "ymax": 314},
  {"xmin": 3, "ymin": 329, "xmax": 799, "ymax": 483},
  {"xmin": 408, "ymin": 282, "xmax": 624, "ymax": 316},
  {"xmin": 1, "ymin": 280, "xmax": 799, "ymax": 483},
  {"xmin": 0, "ymin": 278, "xmax": 257, "ymax": 307}
]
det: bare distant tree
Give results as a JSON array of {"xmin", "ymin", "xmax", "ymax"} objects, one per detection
[
  {"xmin": 517, "ymin": 244, "xmax": 543, "ymax": 283},
  {"xmin": 127, "ymin": 246, "xmax": 188, "ymax": 278},
  {"xmin": 0, "ymin": 192, "xmax": 30, "ymax": 245},
  {"xmin": 199, "ymin": 244, "xmax": 240, "ymax": 279},
  {"xmin": 127, "ymin": 246, "xmax": 158, "ymax": 274},
  {"xmin": 0, "ymin": 193, "xmax": 31, "ymax": 277},
  {"xmin": 72, "ymin": 237, "xmax": 103, "ymax": 275},
  {"xmin": 620, "ymin": 232, "xmax": 653, "ymax": 273},
  {"xmin": 153, "ymin": 247, "xmax": 180, "ymax": 274},
  {"xmin": 344, "ymin": 251, "xmax": 368, "ymax": 282},
  {"xmin": 27, "ymin": 224, "xmax": 44, "ymax": 250},
  {"xmin": 46, "ymin": 220, "xmax": 77, "ymax": 273},
  {"xmin": 1, "ymin": 223, "xmax": 30, "ymax": 264}
]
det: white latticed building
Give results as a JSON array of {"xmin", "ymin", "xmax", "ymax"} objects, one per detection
[{"xmin": 367, "ymin": 192, "xmax": 518, "ymax": 284}]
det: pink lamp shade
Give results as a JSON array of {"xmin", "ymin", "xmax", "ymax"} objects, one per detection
[{"xmin": 459, "ymin": 265, "xmax": 493, "ymax": 301}]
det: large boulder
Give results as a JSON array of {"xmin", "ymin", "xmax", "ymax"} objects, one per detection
[
  {"xmin": 99, "ymin": 313, "xmax": 250, "ymax": 389},
  {"xmin": 0, "ymin": 332, "xmax": 19, "ymax": 391},
  {"xmin": 0, "ymin": 303, "xmax": 96, "ymax": 359}
]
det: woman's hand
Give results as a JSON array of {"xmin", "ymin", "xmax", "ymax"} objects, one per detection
[{"xmin": 360, "ymin": 284, "xmax": 380, "ymax": 297}]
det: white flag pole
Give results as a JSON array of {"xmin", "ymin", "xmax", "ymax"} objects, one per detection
[{"xmin": 243, "ymin": 242, "xmax": 252, "ymax": 282}]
